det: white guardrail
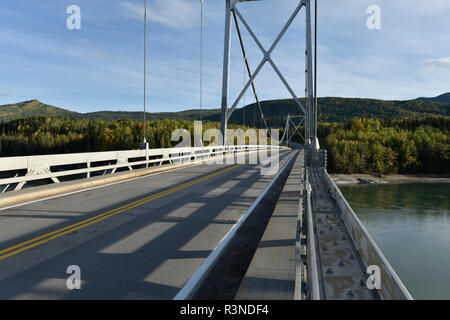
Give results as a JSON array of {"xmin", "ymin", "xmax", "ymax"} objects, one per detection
[
  {"xmin": 323, "ymin": 170, "xmax": 413, "ymax": 300},
  {"xmin": 0, "ymin": 145, "xmax": 282, "ymax": 193}
]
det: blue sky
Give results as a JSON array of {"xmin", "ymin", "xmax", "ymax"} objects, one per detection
[{"xmin": 0, "ymin": 0, "xmax": 449, "ymax": 113}]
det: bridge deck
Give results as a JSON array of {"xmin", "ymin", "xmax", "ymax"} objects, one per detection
[
  {"xmin": 0, "ymin": 150, "xmax": 295, "ymax": 299},
  {"xmin": 235, "ymin": 150, "xmax": 304, "ymax": 300}
]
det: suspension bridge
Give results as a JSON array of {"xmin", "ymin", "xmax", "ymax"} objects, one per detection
[{"xmin": 0, "ymin": 0, "xmax": 412, "ymax": 300}]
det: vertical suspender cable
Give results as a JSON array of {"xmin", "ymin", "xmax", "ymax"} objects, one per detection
[
  {"xmin": 314, "ymin": 0, "xmax": 318, "ymax": 139},
  {"xmin": 142, "ymin": 0, "xmax": 147, "ymax": 145},
  {"xmin": 243, "ymin": 62, "xmax": 246, "ymax": 127},
  {"xmin": 200, "ymin": 0, "xmax": 203, "ymax": 125}
]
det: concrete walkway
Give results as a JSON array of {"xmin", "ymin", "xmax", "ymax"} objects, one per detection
[{"xmin": 235, "ymin": 150, "xmax": 304, "ymax": 300}]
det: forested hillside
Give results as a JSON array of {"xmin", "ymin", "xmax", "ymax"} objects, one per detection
[
  {"xmin": 233, "ymin": 97, "xmax": 450, "ymax": 127},
  {"xmin": 1, "ymin": 97, "xmax": 449, "ymax": 127},
  {"xmin": 0, "ymin": 100, "xmax": 81, "ymax": 119},
  {"xmin": 319, "ymin": 116, "xmax": 449, "ymax": 174},
  {"xmin": 0, "ymin": 117, "xmax": 254, "ymax": 157},
  {"xmin": 0, "ymin": 115, "xmax": 448, "ymax": 175},
  {"xmin": 417, "ymin": 92, "xmax": 450, "ymax": 103}
]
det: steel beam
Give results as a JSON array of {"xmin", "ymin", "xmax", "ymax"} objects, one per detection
[
  {"xmin": 305, "ymin": 0, "xmax": 315, "ymax": 148},
  {"xmin": 220, "ymin": 0, "xmax": 233, "ymax": 145}
]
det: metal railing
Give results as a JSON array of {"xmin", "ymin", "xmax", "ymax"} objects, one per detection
[
  {"xmin": 0, "ymin": 145, "xmax": 281, "ymax": 193},
  {"xmin": 304, "ymin": 169, "xmax": 321, "ymax": 300},
  {"xmin": 322, "ymin": 170, "xmax": 413, "ymax": 300}
]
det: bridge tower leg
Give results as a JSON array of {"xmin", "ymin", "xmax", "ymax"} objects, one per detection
[
  {"xmin": 305, "ymin": 0, "xmax": 317, "ymax": 152},
  {"xmin": 220, "ymin": 0, "xmax": 233, "ymax": 145}
]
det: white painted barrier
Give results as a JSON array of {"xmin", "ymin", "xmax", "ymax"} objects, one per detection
[{"xmin": 0, "ymin": 145, "xmax": 283, "ymax": 193}]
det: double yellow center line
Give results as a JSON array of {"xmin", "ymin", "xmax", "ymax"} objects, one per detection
[{"xmin": 0, "ymin": 164, "xmax": 242, "ymax": 261}]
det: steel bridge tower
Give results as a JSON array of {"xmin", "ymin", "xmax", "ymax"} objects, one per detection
[{"xmin": 219, "ymin": 0, "xmax": 318, "ymax": 153}]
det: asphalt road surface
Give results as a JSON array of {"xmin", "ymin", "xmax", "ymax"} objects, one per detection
[{"xmin": 0, "ymin": 150, "xmax": 295, "ymax": 299}]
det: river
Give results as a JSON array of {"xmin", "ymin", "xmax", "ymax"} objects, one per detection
[{"xmin": 339, "ymin": 183, "xmax": 450, "ymax": 300}]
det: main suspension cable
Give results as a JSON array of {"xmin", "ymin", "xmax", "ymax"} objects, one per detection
[
  {"xmin": 232, "ymin": 10, "xmax": 271, "ymax": 138},
  {"xmin": 279, "ymin": 116, "xmax": 289, "ymax": 143}
]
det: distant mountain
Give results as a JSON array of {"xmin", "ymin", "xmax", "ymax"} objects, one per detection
[
  {"xmin": 83, "ymin": 109, "xmax": 222, "ymax": 122},
  {"xmin": 416, "ymin": 92, "xmax": 450, "ymax": 103},
  {"xmin": 232, "ymin": 97, "xmax": 450, "ymax": 127},
  {"xmin": 1, "ymin": 96, "xmax": 449, "ymax": 127},
  {"xmin": 0, "ymin": 99, "xmax": 82, "ymax": 120}
]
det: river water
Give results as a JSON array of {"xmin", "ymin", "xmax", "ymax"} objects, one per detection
[{"xmin": 339, "ymin": 183, "xmax": 450, "ymax": 300}]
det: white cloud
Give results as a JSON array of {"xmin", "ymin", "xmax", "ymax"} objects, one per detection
[
  {"xmin": 119, "ymin": 0, "xmax": 198, "ymax": 29},
  {"xmin": 420, "ymin": 57, "xmax": 450, "ymax": 91},
  {"xmin": 423, "ymin": 57, "xmax": 450, "ymax": 70}
]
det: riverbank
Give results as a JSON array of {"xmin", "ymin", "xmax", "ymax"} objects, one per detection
[{"xmin": 330, "ymin": 173, "xmax": 450, "ymax": 185}]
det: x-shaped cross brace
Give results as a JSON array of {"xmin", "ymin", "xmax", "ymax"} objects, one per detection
[
  {"xmin": 287, "ymin": 115, "xmax": 305, "ymax": 143},
  {"xmin": 226, "ymin": 0, "xmax": 307, "ymax": 122}
]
